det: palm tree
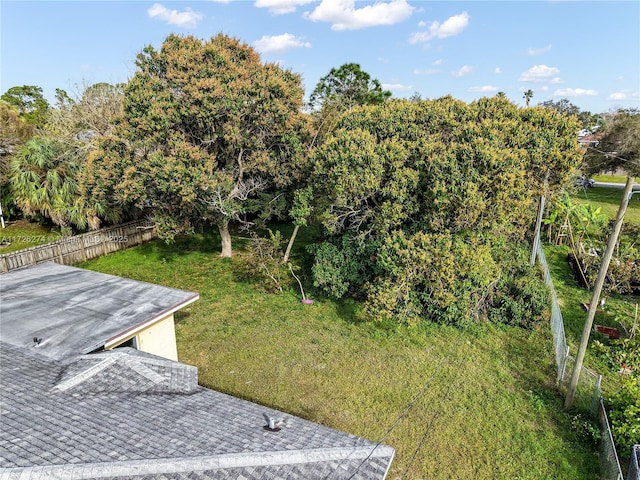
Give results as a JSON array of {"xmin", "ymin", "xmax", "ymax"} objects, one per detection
[
  {"xmin": 10, "ymin": 137, "xmax": 95, "ymax": 231},
  {"xmin": 523, "ymin": 89, "xmax": 534, "ymax": 108}
]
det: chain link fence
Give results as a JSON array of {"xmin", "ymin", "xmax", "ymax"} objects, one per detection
[
  {"xmin": 535, "ymin": 238, "xmax": 628, "ymax": 480},
  {"xmin": 629, "ymin": 445, "xmax": 640, "ymax": 480},
  {"xmin": 598, "ymin": 398, "xmax": 625, "ymax": 480}
]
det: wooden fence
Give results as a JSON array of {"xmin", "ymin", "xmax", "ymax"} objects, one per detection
[{"xmin": 0, "ymin": 220, "xmax": 156, "ymax": 274}]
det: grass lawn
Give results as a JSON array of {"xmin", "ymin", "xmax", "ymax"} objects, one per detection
[
  {"xmin": 0, "ymin": 219, "xmax": 61, "ymax": 254},
  {"xmin": 571, "ymin": 186, "xmax": 640, "ymax": 226},
  {"xmin": 592, "ymin": 174, "xmax": 632, "ymax": 184},
  {"xmin": 82, "ymin": 228, "xmax": 600, "ymax": 480}
]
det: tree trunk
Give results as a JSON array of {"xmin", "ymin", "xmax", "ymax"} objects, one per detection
[
  {"xmin": 218, "ymin": 219, "xmax": 232, "ymax": 258},
  {"xmin": 282, "ymin": 224, "xmax": 299, "ymax": 264}
]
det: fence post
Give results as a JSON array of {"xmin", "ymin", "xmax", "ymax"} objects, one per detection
[
  {"xmin": 56, "ymin": 243, "xmax": 64, "ymax": 264},
  {"xmin": 591, "ymin": 374, "xmax": 602, "ymax": 415},
  {"xmin": 559, "ymin": 345, "xmax": 570, "ymax": 386},
  {"xmin": 80, "ymin": 236, "xmax": 87, "ymax": 262}
]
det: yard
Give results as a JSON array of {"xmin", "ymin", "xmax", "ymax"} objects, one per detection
[{"xmin": 83, "ymin": 226, "xmax": 600, "ymax": 479}]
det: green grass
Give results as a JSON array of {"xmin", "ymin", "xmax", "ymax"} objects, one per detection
[
  {"xmin": 82, "ymin": 228, "xmax": 600, "ymax": 480},
  {"xmin": 571, "ymin": 186, "xmax": 640, "ymax": 226},
  {"xmin": 592, "ymin": 174, "xmax": 629, "ymax": 184},
  {"xmin": 0, "ymin": 219, "xmax": 62, "ymax": 253}
]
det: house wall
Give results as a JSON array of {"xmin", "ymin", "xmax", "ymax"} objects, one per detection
[{"xmin": 108, "ymin": 314, "xmax": 179, "ymax": 361}]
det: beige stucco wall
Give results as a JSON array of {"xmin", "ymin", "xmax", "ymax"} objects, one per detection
[
  {"xmin": 109, "ymin": 313, "xmax": 178, "ymax": 361},
  {"xmin": 137, "ymin": 313, "xmax": 178, "ymax": 361}
]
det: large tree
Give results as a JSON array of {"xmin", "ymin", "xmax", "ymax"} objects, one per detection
[
  {"xmin": 0, "ymin": 103, "xmax": 34, "ymax": 218},
  {"xmin": 307, "ymin": 95, "xmax": 582, "ymax": 325},
  {"xmin": 308, "ymin": 62, "xmax": 391, "ymax": 111},
  {"xmin": 538, "ymin": 98, "xmax": 597, "ymax": 130},
  {"xmin": 47, "ymin": 82, "xmax": 124, "ymax": 141},
  {"xmin": 10, "ymin": 138, "xmax": 98, "ymax": 230},
  {"xmin": 82, "ymin": 34, "xmax": 308, "ymax": 256},
  {"xmin": 1, "ymin": 85, "xmax": 50, "ymax": 128},
  {"xmin": 582, "ymin": 108, "xmax": 640, "ymax": 176},
  {"xmin": 8, "ymin": 82, "xmax": 125, "ymax": 230}
]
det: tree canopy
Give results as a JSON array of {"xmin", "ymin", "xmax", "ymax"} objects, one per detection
[
  {"xmin": 82, "ymin": 33, "xmax": 309, "ymax": 256},
  {"xmin": 5, "ymin": 82, "xmax": 126, "ymax": 231},
  {"xmin": 538, "ymin": 98, "xmax": 597, "ymax": 130},
  {"xmin": 308, "ymin": 62, "xmax": 391, "ymax": 111},
  {"xmin": 582, "ymin": 108, "xmax": 639, "ymax": 176},
  {"xmin": 1, "ymin": 85, "xmax": 50, "ymax": 128},
  {"xmin": 307, "ymin": 95, "xmax": 582, "ymax": 325}
]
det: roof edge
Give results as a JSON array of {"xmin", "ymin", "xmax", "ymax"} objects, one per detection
[
  {"xmin": 0, "ymin": 445, "xmax": 395, "ymax": 478},
  {"xmin": 103, "ymin": 292, "xmax": 199, "ymax": 349}
]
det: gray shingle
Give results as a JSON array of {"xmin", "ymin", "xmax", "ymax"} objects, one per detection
[{"xmin": 0, "ymin": 342, "xmax": 394, "ymax": 479}]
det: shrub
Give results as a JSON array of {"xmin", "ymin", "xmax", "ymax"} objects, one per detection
[
  {"xmin": 235, "ymin": 230, "xmax": 290, "ymax": 293},
  {"xmin": 489, "ymin": 264, "xmax": 550, "ymax": 329},
  {"xmin": 607, "ymin": 376, "xmax": 640, "ymax": 460}
]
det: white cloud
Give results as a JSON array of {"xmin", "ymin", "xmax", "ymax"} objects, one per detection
[
  {"xmin": 147, "ymin": 3, "xmax": 204, "ymax": 29},
  {"xmin": 432, "ymin": 59, "xmax": 444, "ymax": 66},
  {"xmin": 468, "ymin": 85, "xmax": 498, "ymax": 93},
  {"xmin": 418, "ymin": 20, "xmax": 427, "ymax": 27},
  {"xmin": 494, "ymin": 67, "xmax": 502, "ymax": 74},
  {"xmin": 526, "ymin": 44, "xmax": 552, "ymax": 56},
  {"xmin": 378, "ymin": 57, "xmax": 390, "ymax": 63},
  {"xmin": 451, "ymin": 65, "xmax": 475, "ymax": 77},
  {"xmin": 305, "ymin": 0, "xmax": 414, "ymax": 31},
  {"xmin": 607, "ymin": 92, "xmax": 627, "ymax": 100},
  {"xmin": 518, "ymin": 64, "xmax": 560, "ymax": 82},
  {"xmin": 253, "ymin": 33, "xmax": 311, "ymax": 53},
  {"xmin": 553, "ymin": 88, "xmax": 598, "ymax": 97},
  {"xmin": 409, "ymin": 11, "xmax": 469, "ymax": 44},
  {"xmin": 383, "ymin": 83, "xmax": 414, "ymax": 92},
  {"xmin": 255, "ymin": 0, "xmax": 315, "ymax": 15},
  {"xmin": 210, "ymin": 0, "xmax": 231, "ymax": 3},
  {"xmin": 550, "ymin": 77, "xmax": 563, "ymax": 84}
]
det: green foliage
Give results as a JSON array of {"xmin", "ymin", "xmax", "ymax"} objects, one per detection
[
  {"xmin": 1, "ymin": 85, "xmax": 50, "ymax": 128},
  {"xmin": 583, "ymin": 108, "xmax": 640, "ymax": 176},
  {"xmin": 365, "ymin": 231, "xmax": 501, "ymax": 326},
  {"xmin": 489, "ymin": 263, "xmax": 550, "ymax": 329},
  {"xmin": 569, "ymin": 412, "xmax": 601, "ymax": 445},
  {"xmin": 1, "ymin": 102, "xmax": 34, "ymax": 218},
  {"xmin": 592, "ymin": 338, "xmax": 640, "ymax": 375},
  {"xmin": 308, "ymin": 62, "xmax": 391, "ymax": 111},
  {"xmin": 538, "ymin": 98, "xmax": 597, "ymax": 130},
  {"xmin": 607, "ymin": 376, "xmax": 640, "ymax": 459},
  {"xmin": 236, "ymin": 229, "xmax": 291, "ymax": 293},
  {"xmin": 307, "ymin": 95, "xmax": 582, "ymax": 326},
  {"xmin": 309, "ymin": 234, "xmax": 377, "ymax": 299},
  {"xmin": 10, "ymin": 137, "xmax": 96, "ymax": 230}
]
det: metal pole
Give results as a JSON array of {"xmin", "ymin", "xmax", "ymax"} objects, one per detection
[
  {"xmin": 531, "ymin": 195, "xmax": 546, "ymax": 265},
  {"xmin": 565, "ymin": 176, "xmax": 635, "ymax": 409}
]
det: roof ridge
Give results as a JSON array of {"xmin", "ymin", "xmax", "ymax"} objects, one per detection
[
  {"xmin": 53, "ymin": 354, "xmax": 168, "ymax": 392},
  {"xmin": 52, "ymin": 356, "xmax": 119, "ymax": 392},
  {"xmin": 0, "ymin": 446, "xmax": 395, "ymax": 479}
]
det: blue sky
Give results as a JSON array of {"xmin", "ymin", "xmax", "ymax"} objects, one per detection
[{"xmin": 2, "ymin": 1, "xmax": 638, "ymax": 114}]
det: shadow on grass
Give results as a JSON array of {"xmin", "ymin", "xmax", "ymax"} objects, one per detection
[{"xmin": 502, "ymin": 326, "xmax": 601, "ymax": 477}]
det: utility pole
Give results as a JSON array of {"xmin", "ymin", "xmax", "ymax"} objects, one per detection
[{"xmin": 565, "ymin": 176, "xmax": 635, "ymax": 409}]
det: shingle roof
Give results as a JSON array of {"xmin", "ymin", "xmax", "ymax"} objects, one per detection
[
  {"xmin": 0, "ymin": 262, "xmax": 199, "ymax": 361},
  {"xmin": 0, "ymin": 265, "xmax": 394, "ymax": 479},
  {"xmin": 0, "ymin": 343, "xmax": 394, "ymax": 479}
]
